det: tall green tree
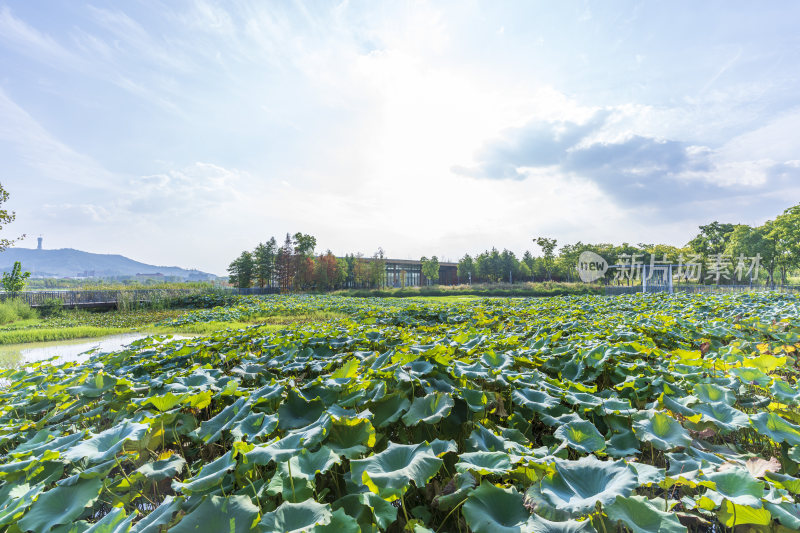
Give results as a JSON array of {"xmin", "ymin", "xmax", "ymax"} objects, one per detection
[
  {"xmin": 2, "ymin": 261, "xmax": 30, "ymax": 296},
  {"xmin": 770, "ymin": 205, "xmax": 800, "ymax": 286},
  {"xmin": 276, "ymin": 233, "xmax": 295, "ymax": 292},
  {"xmin": 292, "ymin": 233, "xmax": 317, "ymax": 290},
  {"xmin": 421, "ymin": 256, "xmax": 440, "ymax": 285},
  {"xmin": 457, "ymin": 254, "xmax": 474, "ymax": 284},
  {"xmin": 534, "ymin": 237, "xmax": 557, "ymax": 281},
  {"xmin": 725, "ymin": 224, "xmax": 776, "ymax": 285},
  {"xmin": 227, "ymin": 251, "xmax": 254, "ymax": 288},
  {"xmin": 253, "ymin": 237, "xmax": 277, "ymax": 289},
  {"xmin": 369, "ymin": 248, "xmax": 387, "ymax": 288}
]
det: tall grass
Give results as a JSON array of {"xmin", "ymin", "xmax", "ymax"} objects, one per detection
[{"xmin": 0, "ymin": 299, "xmax": 37, "ymax": 325}]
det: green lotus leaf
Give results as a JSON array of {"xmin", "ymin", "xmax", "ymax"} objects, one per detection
[
  {"xmin": 369, "ymin": 392, "xmax": 411, "ymax": 428},
  {"xmin": 279, "ymin": 445, "xmax": 341, "ymax": 481},
  {"xmin": 192, "ymin": 397, "xmax": 249, "ymax": 444},
  {"xmin": 429, "ymin": 438, "xmax": 458, "ymax": 457},
  {"xmin": 136, "ymin": 453, "xmax": 186, "ymax": 481},
  {"xmin": 528, "ymin": 514, "xmax": 597, "ymax": 533},
  {"xmin": 750, "ymin": 412, "xmax": 800, "ymax": 446},
  {"xmin": 350, "ymin": 442, "xmax": 443, "ymax": 500},
  {"xmin": 245, "ymin": 434, "xmax": 305, "ymax": 465},
  {"xmin": 765, "ymin": 471, "xmax": 800, "ymax": 494},
  {"xmin": 701, "ymin": 468, "xmax": 764, "ymax": 507},
  {"xmin": 462, "ymin": 480, "xmax": 533, "ymax": 533},
  {"xmin": 64, "ymin": 421, "xmax": 149, "ymax": 463},
  {"xmin": 18, "ymin": 477, "xmax": 103, "ymax": 533},
  {"xmin": 693, "ymin": 402, "xmax": 749, "ymax": 433},
  {"xmin": 129, "ymin": 496, "xmax": 180, "ymax": 533},
  {"xmin": 260, "ymin": 499, "xmax": 332, "ymax": 533},
  {"xmin": 0, "ymin": 483, "xmax": 44, "ymax": 528},
  {"xmin": 633, "ymin": 412, "xmax": 691, "ymax": 451},
  {"xmin": 332, "ymin": 492, "xmax": 398, "ymax": 531},
  {"xmin": 764, "ymin": 501, "xmax": 800, "ymax": 529},
  {"xmin": 170, "ymin": 495, "xmax": 259, "ymax": 533},
  {"xmin": 525, "ymin": 456, "xmax": 638, "ymax": 517},
  {"xmin": 512, "ymin": 389, "xmax": 560, "ymax": 413},
  {"xmin": 278, "ymin": 389, "xmax": 326, "ymax": 430},
  {"xmin": 482, "ymin": 350, "xmax": 513, "ymax": 370},
  {"xmin": 554, "ymin": 420, "xmax": 606, "ymax": 454},
  {"xmin": 401, "ymin": 393, "xmax": 454, "ymax": 426},
  {"xmin": 605, "ymin": 495, "xmax": 686, "ymax": 533},
  {"xmin": 606, "ymin": 431, "xmax": 641, "ymax": 458},
  {"xmin": 172, "ymin": 450, "xmax": 236, "ymax": 493},
  {"xmin": 229, "ymin": 412, "xmax": 278, "ymax": 442},
  {"xmin": 314, "ymin": 507, "xmax": 360, "ymax": 533},
  {"xmin": 455, "ymin": 451, "xmax": 513, "ymax": 475},
  {"xmin": 433, "ymin": 472, "xmax": 476, "ymax": 511},
  {"xmin": 599, "ymin": 397, "xmax": 636, "ymax": 416},
  {"xmin": 266, "ymin": 470, "xmax": 314, "ymax": 503},
  {"xmin": 465, "ymin": 423, "xmax": 528, "ymax": 454},
  {"xmin": 286, "ymin": 413, "xmax": 333, "ymax": 448},
  {"xmin": 11, "ymin": 430, "xmax": 87, "ymax": 458},
  {"xmin": 731, "ymin": 366, "xmax": 771, "ymax": 387},
  {"xmin": 693, "ymin": 383, "xmax": 735, "ymax": 405},
  {"xmin": 770, "ymin": 379, "xmax": 800, "ymax": 404},
  {"xmin": 83, "ymin": 507, "xmax": 136, "ymax": 533},
  {"xmin": 326, "ymin": 416, "xmax": 376, "ymax": 458},
  {"xmin": 461, "ymin": 388, "xmax": 489, "ymax": 412},
  {"xmin": 716, "ymin": 500, "xmax": 771, "ymax": 527},
  {"xmin": 143, "ymin": 392, "xmax": 188, "ymax": 412}
]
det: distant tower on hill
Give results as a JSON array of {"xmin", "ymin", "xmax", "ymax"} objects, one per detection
[{"xmin": 37, "ymin": 236, "xmax": 43, "ymax": 250}]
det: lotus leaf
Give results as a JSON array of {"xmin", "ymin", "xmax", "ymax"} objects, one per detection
[
  {"xmin": 401, "ymin": 392, "xmax": 454, "ymax": 426},
  {"xmin": 525, "ymin": 455, "xmax": 638, "ymax": 517},
  {"xmin": 170, "ymin": 495, "xmax": 259, "ymax": 533},
  {"xmin": 462, "ymin": 480, "xmax": 535, "ymax": 533},
  {"xmin": 554, "ymin": 420, "xmax": 606, "ymax": 454},
  {"xmin": 260, "ymin": 499, "xmax": 332, "ymax": 533},
  {"xmin": 350, "ymin": 442, "xmax": 443, "ymax": 500},
  {"xmin": 633, "ymin": 412, "xmax": 691, "ymax": 451}
]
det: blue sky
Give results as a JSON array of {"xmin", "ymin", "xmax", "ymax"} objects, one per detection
[{"xmin": 1, "ymin": 1, "xmax": 799, "ymax": 274}]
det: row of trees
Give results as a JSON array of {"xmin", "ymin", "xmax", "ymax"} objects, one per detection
[
  {"xmin": 227, "ymin": 203, "xmax": 800, "ymax": 290},
  {"xmin": 227, "ymin": 233, "xmax": 388, "ymax": 290},
  {"xmin": 454, "ymin": 204, "xmax": 800, "ymax": 286}
]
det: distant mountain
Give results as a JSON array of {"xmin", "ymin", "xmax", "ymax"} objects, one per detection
[{"xmin": 0, "ymin": 247, "xmax": 216, "ymax": 280}]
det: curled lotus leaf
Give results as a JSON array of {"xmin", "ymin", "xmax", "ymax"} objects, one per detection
[
  {"xmin": 525, "ymin": 455, "xmax": 638, "ymax": 517},
  {"xmin": 260, "ymin": 499, "xmax": 332, "ymax": 533},
  {"xmin": 350, "ymin": 442, "xmax": 443, "ymax": 500},
  {"xmin": 749, "ymin": 412, "xmax": 800, "ymax": 446},
  {"xmin": 693, "ymin": 384, "xmax": 735, "ymax": 405},
  {"xmin": 633, "ymin": 411, "xmax": 691, "ymax": 451},
  {"xmin": 512, "ymin": 388, "xmax": 560, "ymax": 413},
  {"xmin": 136, "ymin": 453, "xmax": 186, "ymax": 481},
  {"xmin": 528, "ymin": 514, "xmax": 597, "ymax": 533},
  {"xmin": 605, "ymin": 495, "xmax": 687, "ymax": 533},
  {"xmin": 554, "ymin": 420, "xmax": 606, "ymax": 454},
  {"xmin": 455, "ymin": 451, "xmax": 513, "ymax": 475},
  {"xmin": 63, "ymin": 421, "xmax": 149, "ymax": 464},
  {"xmin": 401, "ymin": 393, "xmax": 454, "ymax": 426},
  {"xmin": 17, "ymin": 477, "xmax": 103, "ymax": 533},
  {"xmin": 692, "ymin": 402, "xmax": 749, "ymax": 433},
  {"xmin": 170, "ymin": 495, "xmax": 259, "ymax": 533},
  {"xmin": 462, "ymin": 480, "xmax": 535, "ymax": 533}
]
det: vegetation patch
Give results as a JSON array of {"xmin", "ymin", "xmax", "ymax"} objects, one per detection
[{"xmin": 0, "ymin": 293, "xmax": 799, "ymax": 532}]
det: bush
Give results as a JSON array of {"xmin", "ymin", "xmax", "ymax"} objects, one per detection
[
  {"xmin": 37, "ymin": 298, "xmax": 64, "ymax": 318},
  {"xmin": 0, "ymin": 298, "xmax": 37, "ymax": 324}
]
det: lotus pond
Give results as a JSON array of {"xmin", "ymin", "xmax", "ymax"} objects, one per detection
[{"xmin": 1, "ymin": 293, "xmax": 800, "ymax": 532}]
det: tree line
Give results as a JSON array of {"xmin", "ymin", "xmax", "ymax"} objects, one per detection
[
  {"xmin": 455, "ymin": 203, "xmax": 800, "ymax": 286},
  {"xmin": 228, "ymin": 203, "xmax": 800, "ymax": 290},
  {"xmin": 227, "ymin": 233, "xmax": 388, "ymax": 290}
]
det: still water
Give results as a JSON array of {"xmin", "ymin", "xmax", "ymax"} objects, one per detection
[{"xmin": 0, "ymin": 333, "xmax": 191, "ymax": 367}]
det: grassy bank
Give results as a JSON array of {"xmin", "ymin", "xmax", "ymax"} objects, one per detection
[
  {"xmin": 0, "ymin": 308, "xmax": 348, "ymax": 345},
  {"xmin": 332, "ymin": 281, "xmax": 602, "ymax": 298}
]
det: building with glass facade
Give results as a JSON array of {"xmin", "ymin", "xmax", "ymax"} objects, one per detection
[{"xmin": 384, "ymin": 259, "xmax": 458, "ymax": 287}]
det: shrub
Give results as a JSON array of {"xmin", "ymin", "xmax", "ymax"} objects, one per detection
[
  {"xmin": 38, "ymin": 298, "xmax": 64, "ymax": 318},
  {"xmin": 0, "ymin": 298, "xmax": 37, "ymax": 324}
]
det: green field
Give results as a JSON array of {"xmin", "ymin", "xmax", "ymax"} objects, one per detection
[{"xmin": 1, "ymin": 293, "xmax": 799, "ymax": 532}]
